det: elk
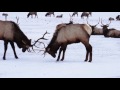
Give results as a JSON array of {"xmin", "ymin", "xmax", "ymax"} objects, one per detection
[
  {"xmin": 45, "ymin": 12, "xmax": 55, "ymax": 17},
  {"xmin": 44, "ymin": 23, "xmax": 93, "ymax": 62},
  {"xmin": 2, "ymin": 13, "xmax": 8, "ymax": 21},
  {"xmin": 87, "ymin": 18, "xmax": 103, "ymax": 35},
  {"xmin": 101, "ymin": 19, "xmax": 120, "ymax": 38},
  {"xmin": 56, "ymin": 14, "xmax": 63, "ymax": 18},
  {"xmin": 81, "ymin": 12, "xmax": 92, "ymax": 19},
  {"xmin": 116, "ymin": 15, "xmax": 120, "ymax": 20},
  {"xmin": 27, "ymin": 12, "xmax": 38, "ymax": 18},
  {"xmin": 72, "ymin": 12, "xmax": 78, "ymax": 17},
  {"xmin": 109, "ymin": 17, "xmax": 114, "ymax": 21},
  {"xmin": 0, "ymin": 20, "xmax": 48, "ymax": 60}
]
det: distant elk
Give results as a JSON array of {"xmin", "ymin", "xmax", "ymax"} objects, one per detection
[
  {"xmin": 2, "ymin": 13, "xmax": 8, "ymax": 21},
  {"xmin": 81, "ymin": 12, "xmax": 92, "ymax": 19},
  {"xmin": 109, "ymin": 17, "xmax": 114, "ymax": 21},
  {"xmin": 101, "ymin": 19, "xmax": 120, "ymax": 38},
  {"xmin": 87, "ymin": 18, "xmax": 103, "ymax": 35},
  {"xmin": 27, "ymin": 12, "xmax": 38, "ymax": 18},
  {"xmin": 72, "ymin": 12, "xmax": 78, "ymax": 17},
  {"xmin": 56, "ymin": 14, "xmax": 63, "ymax": 18},
  {"xmin": 45, "ymin": 12, "xmax": 55, "ymax": 17},
  {"xmin": 44, "ymin": 23, "xmax": 93, "ymax": 62},
  {"xmin": 0, "ymin": 20, "xmax": 48, "ymax": 60},
  {"xmin": 116, "ymin": 15, "xmax": 120, "ymax": 20}
]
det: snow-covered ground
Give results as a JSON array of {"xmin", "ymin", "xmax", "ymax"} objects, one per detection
[{"xmin": 0, "ymin": 12, "xmax": 120, "ymax": 78}]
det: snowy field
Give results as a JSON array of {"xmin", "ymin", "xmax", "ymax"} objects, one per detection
[{"xmin": 0, "ymin": 12, "xmax": 120, "ymax": 78}]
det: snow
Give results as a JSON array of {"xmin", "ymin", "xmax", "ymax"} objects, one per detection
[{"xmin": 0, "ymin": 12, "xmax": 120, "ymax": 78}]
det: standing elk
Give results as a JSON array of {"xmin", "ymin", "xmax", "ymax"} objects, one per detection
[
  {"xmin": 0, "ymin": 20, "xmax": 48, "ymax": 60},
  {"xmin": 101, "ymin": 19, "xmax": 120, "ymax": 38},
  {"xmin": 116, "ymin": 15, "xmax": 120, "ymax": 20},
  {"xmin": 44, "ymin": 23, "xmax": 93, "ymax": 62},
  {"xmin": 81, "ymin": 12, "xmax": 92, "ymax": 19},
  {"xmin": 45, "ymin": 12, "xmax": 55, "ymax": 17},
  {"xmin": 87, "ymin": 18, "xmax": 103, "ymax": 35},
  {"xmin": 72, "ymin": 12, "xmax": 78, "ymax": 17},
  {"xmin": 27, "ymin": 12, "xmax": 38, "ymax": 18},
  {"xmin": 56, "ymin": 14, "xmax": 63, "ymax": 18}
]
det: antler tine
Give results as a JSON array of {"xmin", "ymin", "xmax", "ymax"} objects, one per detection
[
  {"xmin": 107, "ymin": 20, "xmax": 111, "ymax": 26},
  {"xmin": 95, "ymin": 17, "xmax": 100, "ymax": 26},
  {"xmin": 101, "ymin": 18, "xmax": 105, "ymax": 26},
  {"xmin": 31, "ymin": 31, "xmax": 49, "ymax": 52}
]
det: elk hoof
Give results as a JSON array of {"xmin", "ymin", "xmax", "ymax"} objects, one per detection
[
  {"xmin": 84, "ymin": 60, "xmax": 88, "ymax": 62},
  {"xmin": 61, "ymin": 59, "xmax": 64, "ymax": 61},
  {"xmin": 3, "ymin": 57, "xmax": 6, "ymax": 60},
  {"xmin": 15, "ymin": 57, "xmax": 18, "ymax": 59},
  {"xmin": 88, "ymin": 60, "xmax": 92, "ymax": 62}
]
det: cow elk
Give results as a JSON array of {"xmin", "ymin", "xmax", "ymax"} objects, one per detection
[
  {"xmin": 56, "ymin": 14, "xmax": 63, "ymax": 18},
  {"xmin": 45, "ymin": 12, "xmax": 55, "ymax": 17},
  {"xmin": 72, "ymin": 12, "xmax": 78, "ymax": 17},
  {"xmin": 44, "ymin": 23, "xmax": 93, "ymax": 62},
  {"xmin": 27, "ymin": 12, "xmax": 38, "ymax": 18},
  {"xmin": 116, "ymin": 15, "xmax": 120, "ymax": 20},
  {"xmin": 81, "ymin": 12, "xmax": 92, "ymax": 19},
  {"xmin": 109, "ymin": 17, "xmax": 114, "ymax": 21},
  {"xmin": 2, "ymin": 13, "xmax": 8, "ymax": 21}
]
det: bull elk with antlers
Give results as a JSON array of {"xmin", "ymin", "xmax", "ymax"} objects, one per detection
[
  {"xmin": 101, "ymin": 19, "xmax": 120, "ymax": 38},
  {"xmin": 44, "ymin": 23, "xmax": 93, "ymax": 62},
  {"xmin": 87, "ymin": 18, "xmax": 103, "ymax": 35},
  {"xmin": 0, "ymin": 20, "xmax": 48, "ymax": 60}
]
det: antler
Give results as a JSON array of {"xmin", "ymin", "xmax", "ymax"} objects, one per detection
[
  {"xmin": 101, "ymin": 18, "xmax": 105, "ymax": 26},
  {"xmin": 101, "ymin": 18, "xmax": 111, "ymax": 26},
  {"xmin": 30, "ymin": 31, "xmax": 50, "ymax": 52},
  {"xmin": 94, "ymin": 17, "xmax": 100, "ymax": 26}
]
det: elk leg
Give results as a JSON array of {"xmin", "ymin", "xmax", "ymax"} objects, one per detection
[
  {"xmin": 57, "ymin": 47, "xmax": 62, "ymax": 61},
  {"xmin": 85, "ymin": 50, "xmax": 89, "ymax": 62},
  {"xmin": 3, "ymin": 41, "xmax": 8, "ymax": 60},
  {"xmin": 10, "ymin": 41, "xmax": 18, "ymax": 59},
  {"xmin": 61, "ymin": 45, "xmax": 67, "ymax": 61},
  {"xmin": 88, "ymin": 44, "xmax": 92, "ymax": 62}
]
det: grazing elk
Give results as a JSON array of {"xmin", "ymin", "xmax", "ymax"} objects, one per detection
[
  {"xmin": 27, "ymin": 12, "xmax": 38, "ymax": 18},
  {"xmin": 45, "ymin": 12, "xmax": 55, "ymax": 17},
  {"xmin": 109, "ymin": 17, "xmax": 114, "ymax": 21},
  {"xmin": 81, "ymin": 12, "xmax": 92, "ymax": 19},
  {"xmin": 44, "ymin": 23, "xmax": 93, "ymax": 62},
  {"xmin": 56, "ymin": 14, "xmax": 63, "ymax": 18},
  {"xmin": 87, "ymin": 18, "xmax": 103, "ymax": 35},
  {"xmin": 0, "ymin": 20, "xmax": 48, "ymax": 60},
  {"xmin": 72, "ymin": 12, "xmax": 78, "ymax": 17},
  {"xmin": 116, "ymin": 15, "xmax": 120, "ymax": 20},
  {"xmin": 2, "ymin": 13, "xmax": 8, "ymax": 21},
  {"xmin": 101, "ymin": 20, "xmax": 120, "ymax": 38},
  {"xmin": 0, "ymin": 20, "xmax": 32, "ymax": 60}
]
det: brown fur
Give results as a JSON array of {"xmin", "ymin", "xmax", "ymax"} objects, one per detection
[
  {"xmin": 45, "ymin": 24, "xmax": 93, "ymax": 62},
  {"xmin": 101, "ymin": 25, "xmax": 120, "ymax": 38},
  {"xmin": 0, "ymin": 20, "xmax": 31, "ymax": 60}
]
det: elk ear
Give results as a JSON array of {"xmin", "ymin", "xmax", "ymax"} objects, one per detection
[{"xmin": 22, "ymin": 40, "xmax": 26, "ymax": 45}]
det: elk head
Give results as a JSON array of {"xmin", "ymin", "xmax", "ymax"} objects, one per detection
[{"xmin": 101, "ymin": 19, "xmax": 111, "ymax": 29}]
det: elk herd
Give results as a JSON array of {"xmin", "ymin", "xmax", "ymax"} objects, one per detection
[{"xmin": 0, "ymin": 12, "xmax": 120, "ymax": 63}]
